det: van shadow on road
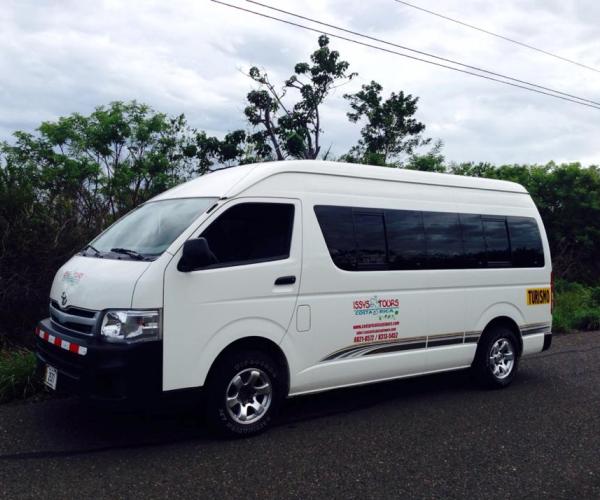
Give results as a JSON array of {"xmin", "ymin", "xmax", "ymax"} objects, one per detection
[{"xmin": 2, "ymin": 366, "xmax": 520, "ymax": 459}]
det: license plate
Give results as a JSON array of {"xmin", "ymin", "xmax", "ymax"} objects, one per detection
[{"xmin": 44, "ymin": 365, "xmax": 58, "ymax": 390}]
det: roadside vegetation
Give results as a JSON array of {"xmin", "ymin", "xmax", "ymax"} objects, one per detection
[
  {"xmin": 0, "ymin": 344, "xmax": 39, "ymax": 404},
  {"xmin": 0, "ymin": 34, "xmax": 598, "ymax": 403},
  {"xmin": 553, "ymin": 281, "xmax": 600, "ymax": 333}
]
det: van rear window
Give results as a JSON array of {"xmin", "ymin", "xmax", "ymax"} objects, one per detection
[
  {"xmin": 508, "ymin": 217, "xmax": 545, "ymax": 267},
  {"xmin": 314, "ymin": 205, "xmax": 545, "ymax": 271}
]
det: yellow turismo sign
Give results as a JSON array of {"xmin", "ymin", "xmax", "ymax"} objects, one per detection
[{"xmin": 526, "ymin": 288, "xmax": 551, "ymax": 305}]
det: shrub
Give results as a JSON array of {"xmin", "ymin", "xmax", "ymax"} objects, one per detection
[
  {"xmin": 572, "ymin": 308, "xmax": 600, "ymax": 331},
  {"xmin": 553, "ymin": 280, "xmax": 600, "ymax": 333},
  {"xmin": 0, "ymin": 349, "xmax": 39, "ymax": 404}
]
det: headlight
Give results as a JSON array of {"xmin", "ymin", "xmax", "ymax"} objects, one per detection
[{"xmin": 100, "ymin": 310, "xmax": 161, "ymax": 342}]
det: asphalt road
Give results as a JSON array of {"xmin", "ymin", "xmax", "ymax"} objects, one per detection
[{"xmin": 1, "ymin": 332, "xmax": 599, "ymax": 499}]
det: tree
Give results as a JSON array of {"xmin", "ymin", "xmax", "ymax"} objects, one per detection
[
  {"xmin": 244, "ymin": 35, "xmax": 356, "ymax": 160},
  {"xmin": 450, "ymin": 161, "xmax": 600, "ymax": 282},
  {"xmin": 192, "ymin": 129, "xmax": 273, "ymax": 172},
  {"xmin": 343, "ymin": 80, "xmax": 429, "ymax": 166},
  {"xmin": 405, "ymin": 140, "xmax": 446, "ymax": 172},
  {"xmin": 0, "ymin": 102, "xmax": 204, "ymax": 341}
]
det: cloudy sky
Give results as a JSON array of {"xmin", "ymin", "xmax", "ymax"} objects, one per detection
[{"xmin": 1, "ymin": 0, "xmax": 599, "ymax": 165}]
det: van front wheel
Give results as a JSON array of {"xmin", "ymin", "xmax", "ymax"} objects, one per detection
[
  {"xmin": 204, "ymin": 350, "xmax": 284, "ymax": 437},
  {"xmin": 473, "ymin": 327, "xmax": 519, "ymax": 388}
]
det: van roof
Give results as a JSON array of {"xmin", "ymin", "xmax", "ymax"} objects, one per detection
[{"xmin": 151, "ymin": 160, "xmax": 528, "ymax": 201}]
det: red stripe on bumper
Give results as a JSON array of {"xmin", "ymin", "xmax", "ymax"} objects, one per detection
[{"xmin": 35, "ymin": 327, "xmax": 88, "ymax": 356}]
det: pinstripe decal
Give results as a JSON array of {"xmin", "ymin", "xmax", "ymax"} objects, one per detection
[
  {"xmin": 426, "ymin": 332, "xmax": 465, "ymax": 347},
  {"xmin": 521, "ymin": 322, "xmax": 552, "ymax": 336},
  {"xmin": 322, "ymin": 332, "xmax": 467, "ymax": 361},
  {"xmin": 464, "ymin": 331, "xmax": 482, "ymax": 343},
  {"xmin": 320, "ymin": 322, "xmax": 551, "ymax": 362}
]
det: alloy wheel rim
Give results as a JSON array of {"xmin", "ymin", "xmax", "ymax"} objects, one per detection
[
  {"xmin": 489, "ymin": 337, "xmax": 515, "ymax": 380},
  {"xmin": 225, "ymin": 368, "xmax": 273, "ymax": 424}
]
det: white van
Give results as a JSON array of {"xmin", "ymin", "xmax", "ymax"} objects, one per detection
[{"xmin": 36, "ymin": 161, "xmax": 552, "ymax": 436}]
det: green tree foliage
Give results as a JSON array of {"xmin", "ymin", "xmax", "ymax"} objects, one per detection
[
  {"xmin": 193, "ymin": 129, "xmax": 272, "ymax": 171},
  {"xmin": 452, "ymin": 162, "xmax": 600, "ymax": 282},
  {"xmin": 2, "ymin": 34, "xmax": 600, "ymax": 347},
  {"xmin": 0, "ymin": 101, "xmax": 216, "ymax": 339},
  {"xmin": 244, "ymin": 35, "xmax": 357, "ymax": 160},
  {"xmin": 404, "ymin": 140, "xmax": 446, "ymax": 172},
  {"xmin": 343, "ymin": 80, "xmax": 429, "ymax": 166}
]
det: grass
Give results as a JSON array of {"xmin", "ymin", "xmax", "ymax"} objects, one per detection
[
  {"xmin": 553, "ymin": 280, "xmax": 600, "ymax": 333},
  {"xmin": 0, "ymin": 348, "xmax": 40, "ymax": 404}
]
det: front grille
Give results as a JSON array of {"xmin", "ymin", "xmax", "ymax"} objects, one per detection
[{"xmin": 49, "ymin": 300, "xmax": 99, "ymax": 336}]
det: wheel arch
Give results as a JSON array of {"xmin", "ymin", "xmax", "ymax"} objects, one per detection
[
  {"xmin": 479, "ymin": 316, "xmax": 523, "ymax": 354},
  {"xmin": 206, "ymin": 336, "xmax": 291, "ymax": 396}
]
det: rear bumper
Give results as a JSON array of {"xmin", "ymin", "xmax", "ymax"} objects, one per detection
[
  {"xmin": 35, "ymin": 318, "xmax": 163, "ymax": 406},
  {"xmin": 542, "ymin": 332, "xmax": 552, "ymax": 351}
]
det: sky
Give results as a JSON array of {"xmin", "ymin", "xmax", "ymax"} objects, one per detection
[{"xmin": 1, "ymin": 0, "xmax": 599, "ymax": 165}]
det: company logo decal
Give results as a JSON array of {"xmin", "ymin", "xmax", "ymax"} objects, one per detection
[
  {"xmin": 352, "ymin": 296, "xmax": 400, "ymax": 344},
  {"xmin": 60, "ymin": 271, "xmax": 84, "ymax": 306},
  {"xmin": 526, "ymin": 288, "xmax": 551, "ymax": 305},
  {"xmin": 62, "ymin": 271, "xmax": 84, "ymax": 286}
]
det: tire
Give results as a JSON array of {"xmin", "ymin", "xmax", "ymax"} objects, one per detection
[
  {"xmin": 472, "ymin": 326, "xmax": 520, "ymax": 389},
  {"xmin": 204, "ymin": 350, "xmax": 285, "ymax": 437}
]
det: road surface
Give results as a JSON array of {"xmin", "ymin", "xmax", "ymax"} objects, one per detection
[{"xmin": 1, "ymin": 332, "xmax": 599, "ymax": 499}]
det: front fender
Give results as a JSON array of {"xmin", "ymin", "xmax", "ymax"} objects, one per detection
[{"xmin": 193, "ymin": 317, "xmax": 288, "ymax": 387}]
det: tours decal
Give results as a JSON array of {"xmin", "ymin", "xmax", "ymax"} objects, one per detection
[{"xmin": 352, "ymin": 296, "xmax": 400, "ymax": 344}]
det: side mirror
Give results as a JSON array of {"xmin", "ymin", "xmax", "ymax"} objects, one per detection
[{"xmin": 177, "ymin": 237, "xmax": 217, "ymax": 272}]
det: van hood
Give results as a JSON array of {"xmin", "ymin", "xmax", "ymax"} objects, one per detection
[{"xmin": 50, "ymin": 255, "xmax": 152, "ymax": 311}]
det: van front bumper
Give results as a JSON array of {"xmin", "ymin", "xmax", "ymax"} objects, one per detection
[{"xmin": 35, "ymin": 318, "xmax": 163, "ymax": 405}]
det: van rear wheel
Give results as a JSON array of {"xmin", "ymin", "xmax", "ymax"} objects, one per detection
[
  {"xmin": 473, "ymin": 327, "xmax": 519, "ymax": 388},
  {"xmin": 204, "ymin": 350, "xmax": 284, "ymax": 437}
]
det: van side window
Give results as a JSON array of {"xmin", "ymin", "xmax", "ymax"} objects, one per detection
[
  {"xmin": 423, "ymin": 212, "xmax": 463, "ymax": 269},
  {"xmin": 201, "ymin": 203, "xmax": 294, "ymax": 266},
  {"xmin": 353, "ymin": 211, "xmax": 387, "ymax": 269},
  {"xmin": 508, "ymin": 216, "xmax": 545, "ymax": 267},
  {"xmin": 314, "ymin": 206, "xmax": 356, "ymax": 271},
  {"xmin": 385, "ymin": 210, "xmax": 426, "ymax": 270},
  {"xmin": 482, "ymin": 218, "xmax": 511, "ymax": 267},
  {"xmin": 459, "ymin": 214, "xmax": 486, "ymax": 268},
  {"xmin": 315, "ymin": 205, "xmax": 545, "ymax": 271}
]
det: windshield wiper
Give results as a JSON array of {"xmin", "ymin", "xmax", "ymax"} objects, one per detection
[
  {"xmin": 110, "ymin": 247, "xmax": 147, "ymax": 261},
  {"xmin": 82, "ymin": 244, "xmax": 102, "ymax": 257}
]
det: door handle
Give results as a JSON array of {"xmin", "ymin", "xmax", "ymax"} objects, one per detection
[{"xmin": 274, "ymin": 275, "xmax": 296, "ymax": 286}]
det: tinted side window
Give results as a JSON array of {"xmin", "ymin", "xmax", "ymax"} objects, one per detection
[
  {"xmin": 482, "ymin": 218, "xmax": 510, "ymax": 266},
  {"xmin": 459, "ymin": 214, "xmax": 486, "ymax": 268},
  {"xmin": 314, "ymin": 206, "xmax": 356, "ymax": 271},
  {"xmin": 202, "ymin": 203, "xmax": 294, "ymax": 266},
  {"xmin": 385, "ymin": 210, "xmax": 426, "ymax": 270},
  {"xmin": 423, "ymin": 212, "xmax": 463, "ymax": 269},
  {"xmin": 353, "ymin": 211, "xmax": 387, "ymax": 269},
  {"xmin": 508, "ymin": 217, "xmax": 544, "ymax": 267}
]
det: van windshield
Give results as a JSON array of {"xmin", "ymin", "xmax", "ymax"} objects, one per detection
[{"xmin": 85, "ymin": 198, "xmax": 217, "ymax": 260}]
